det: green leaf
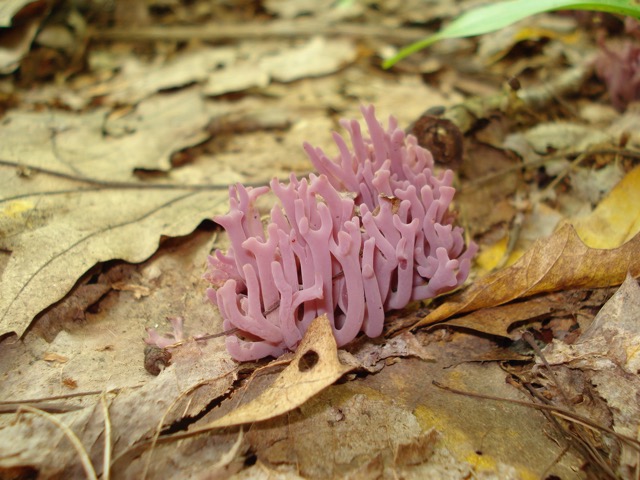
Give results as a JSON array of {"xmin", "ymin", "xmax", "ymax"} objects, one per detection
[{"xmin": 383, "ymin": 0, "xmax": 640, "ymax": 68}]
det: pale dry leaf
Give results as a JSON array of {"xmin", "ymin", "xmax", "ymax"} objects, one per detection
[
  {"xmin": 204, "ymin": 37, "xmax": 357, "ymax": 97},
  {"xmin": 204, "ymin": 63, "xmax": 270, "ymax": 96},
  {"xmin": 91, "ymin": 48, "xmax": 237, "ymax": 105},
  {"xmin": 199, "ymin": 314, "xmax": 354, "ymax": 429},
  {"xmin": 0, "ymin": 88, "xmax": 209, "ymax": 181},
  {"xmin": 543, "ymin": 274, "xmax": 640, "ymax": 375},
  {"xmin": 542, "ymin": 274, "xmax": 640, "ymax": 475},
  {"xmin": 0, "ymin": 182, "xmax": 236, "ymax": 338},
  {"xmin": 415, "ymin": 224, "xmax": 640, "ymax": 329},
  {"xmin": 568, "ymin": 162, "xmax": 625, "ymax": 206},
  {"xmin": 244, "ymin": 384, "xmax": 427, "ymax": 478},
  {"xmin": 344, "ymin": 331, "xmax": 433, "ymax": 373},
  {"xmin": 523, "ymin": 122, "xmax": 612, "ymax": 154},
  {"xmin": 0, "ymin": 410, "xmax": 100, "ymax": 478},
  {"xmin": 0, "ymin": 0, "xmax": 47, "ymax": 73},
  {"xmin": 0, "ymin": 0, "xmax": 39, "ymax": 26},
  {"xmin": 0, "ymin": 90, "xmax": 241, "ymax": 338},
  {"xmin": 260, "ymin": 37, "xmax": 356, "ymax": 83},
  {"xmin": 264, "ymin": 0, "xmax": 363, "ymax": 21}
]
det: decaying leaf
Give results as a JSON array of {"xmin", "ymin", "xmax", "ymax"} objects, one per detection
[
  {"xmin": 542, "ymin": 274, "xmax": 640, "ymax": 475},
  {"xmin": 0, "ymin": 0, "xmax": 48, "ymax": 73},
  {"xmin": 414, "ymin": 224, "xmax": 640, "ymax": 329},
  {"xmin": 88, "ymin": 48, "xmax": 237, "ymax": 105},
  {"xmin": 242, "ymin": 382, "xmax": 435, "ymax": 478},
  {"xmin": 0, "ymin": 89, "xmax": 242, "ymax": 338},
  {"xmin": 573, "ymin": 164, "xmax": 640, "ymax": 249},
  {"xmin": 0, "ymin": 89, "xmax": 209, "ymax": 180},
  {"xmin": 0, "ymin": 1, "xmax": 41, "ymax": 26},
  {"xmin": 441, "ymin": 295, "xmax": 559, "ymax": 339},
  {"xmin": 204, "ymin": 37, "xmax": 357, "ymax": 96},
  {"xmin": 343, "ymin": 331, "xmax": 433, "ymax": 373},
  {"xmin": 197, "ymin": 314, "xmax": 353, "ymax": 429}
]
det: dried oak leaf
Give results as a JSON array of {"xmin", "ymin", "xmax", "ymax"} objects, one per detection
[
  {"xmin": 414, "ymin": 224, "xmax": 640, "ymax": 329},
  {"xmin": 0, "ymin": 89, "xmax": 232, "ymax": 338},
  {"xmin": 196, "ymin": 314, "xmax": 353, "ymax": 429}
]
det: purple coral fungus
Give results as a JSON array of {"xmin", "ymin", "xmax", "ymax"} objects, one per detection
[{"xmin": 205, "ymin": 105, "xmax": 477, "ymax": 361}]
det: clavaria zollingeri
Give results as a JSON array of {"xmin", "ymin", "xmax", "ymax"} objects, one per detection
[{"xmin": 205, "ymin": 106, "xmax": 477, "ymax": 361}]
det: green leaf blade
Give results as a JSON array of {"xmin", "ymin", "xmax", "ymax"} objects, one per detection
[{"xmin": 383, "ymin": 0, "xmax": 640, "ymax": 68}]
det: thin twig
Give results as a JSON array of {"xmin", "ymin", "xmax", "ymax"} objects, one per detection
[
  {"xmin": 18, "ymin": 405, "xmax": 98, "ymax": 480},
  {"xmin": 89, "ymin": 21, "xmax": 431, "ymax": 42},
  {"xmin": 0, "ymin": 158, "xmax": 271, "ymax": 195},
  {"xmin": 521, "ymin": 331, "xmax": 573, "ymax": 409},
  {"xmin": 100, "ymin": 394, "xmax": 112, "ymax": 480},
  {"xmin": 0, "ymin": 386, "xmax": 141, "ymax": 405},
  {"xmin": 0, "ymin": 403, "xmax": 83, "ymax": 414}
]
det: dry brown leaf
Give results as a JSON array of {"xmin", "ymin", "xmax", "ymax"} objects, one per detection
[
  {"xmin": 198, "ymin": 314, "xmax": 353, "ymax": 429},
  {"xmin": 542, "ymin": 274, "xmax": 640, "ymax": 475},
  {"xmin": 414, "ymin": 224, "xmax": 640, "ymax": 329},
  {"xmin": 442, "ymin": 295, "xmax": 558, "ymax": 338}
]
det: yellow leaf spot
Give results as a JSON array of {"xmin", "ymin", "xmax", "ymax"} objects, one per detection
[
  {"xmin": 1, "ymin": 200, "xmax": 34, "ymax": 218},
  {"xmin": 574, "ymin": 165, "xmax": 640, "ymax": 249}
]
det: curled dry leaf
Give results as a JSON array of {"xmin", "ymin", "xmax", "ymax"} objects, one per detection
[
  {"xmin": 196, "ymin": 314, "xmax": 353, "ymax": 429},
  {"xmin": 0, "ymin": 0, "xmax": 49, "ymax": 73},
  {"xmin": 541, "ymin": 274, "xmax": 640, "ymax": 475},
  {"xmin": 414, "ymin": 224, "xmax": 640, "ymax": 329}
]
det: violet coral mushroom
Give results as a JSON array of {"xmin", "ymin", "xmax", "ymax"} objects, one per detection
[{"xmin": 205, "ymin": 105, "xmax": 477, "ymax": 361}]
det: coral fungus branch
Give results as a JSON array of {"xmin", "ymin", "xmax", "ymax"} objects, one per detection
[{"xmin": 205, "ymin": 106, "xmax": 477, "ymax": 361}]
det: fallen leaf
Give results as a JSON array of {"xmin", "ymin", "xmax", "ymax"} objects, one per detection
[
  {"xmin": 365, "ymin": 360, "xmax": 584, "ymax": 478},
  {"xmin": 197, "ymin": 314, "xmax": 353, "ymax": 429},
  {"xmin": 573, "ymin": 164, "xmax": 640, "ymax": 249},
  {"xmin": 89, "ymin": 48, "xmax": 237, "ymax": 105},
  {"xmin": 0, "ymin": 88, "xmax": 210, "ymax": 180},
  {"xmin": 0, "ymin": 1, "xmax": 40, "ymax": 27},
  {"xmin": 542, "ymin": 274, "xmax": 640, "ymax": 475},
  {"xmin": 393, "ymin": 428, "xmax": 439, "ymax": 466},
  {"xmin": 343, "ymin": 331, "xmax": 433, "ymax": 373},
  {"xmin": 0, "ymin": 89, "xmax": 251, "ymax": 338},
  {"xmin": 244, "ymin": 383, "xmax": 429, "ymax": 478},
  {"xmin": 543, "ymin": 274, "xmax": 640, "ymax": 376},
  {"xmin": 414, "ymin": 224, "xmax": 640, "ymax": 329},
  {"xmin": 203, "ymin": 37, "xmax": 357, "ymax": 96},
  {"xmin": 441, "ymin": 295, "xmax": 558, "ymax": 339},
  {"xmin": 477, "ymin": 13, "xmax": 580, "ymax": 64},
  {"xmin": 523, "ymin": 122, "xmax": 612, "ymax": 154},
  {"xmin": 0, "ymin": 0, "xmax": 48, "ymax": 73}
]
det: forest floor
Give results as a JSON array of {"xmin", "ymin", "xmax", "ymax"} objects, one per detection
[{"xmin": 1, "ymin": 1, "xmax": 640, "ymax": 479}]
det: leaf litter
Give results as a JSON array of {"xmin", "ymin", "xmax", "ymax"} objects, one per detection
[{"xmin": 1, "ymin": 1, "xmax": 640, "ymax": 479}]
